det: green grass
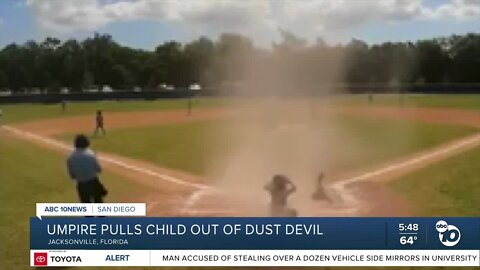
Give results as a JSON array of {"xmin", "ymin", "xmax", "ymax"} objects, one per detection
[
  {"xmin": 61, "ymin": 116, "xmax": 477, "ymax": 176},
  {"xmin": 0, "ymin": 97, "xmax": 226, "ymax": 124},
  {"xmin": 3, "ymin": 96, "xmax": 480, "ymax": 269},
  {"xmin": 3, "ymin": 94, "xmax": 480, "ymax": 126},
  {"xmin": 337, "ymin": 93, "xmax": 480, "ymax": 110},
  {"xmin": 1, "ymin": 118, "xmax": 476, "ymax": 269},
  {"xmin": 0, "ymin": 135, "xmax": 150, "ymax": 269},
  {"xmin": 64, "ymin": 120, "xmax": 219, "ymax": 175},
  {"xmin": 329, "ymin": 115, "xmax": 477, "ymax": 172},
  {"xmin": 391, "ymin": 145, "xmax": 480, "ymax": 216},
  {"xmin": 0, "ymin": 135, "xmax": 365, "ymax": 270}
]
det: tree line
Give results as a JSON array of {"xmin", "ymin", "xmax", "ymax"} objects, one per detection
[{"xmin": 0, "ymin": 32, "xmax": 479, "ymax": 93}]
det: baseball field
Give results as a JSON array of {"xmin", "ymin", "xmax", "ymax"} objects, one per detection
[{"xmin": 2, "ymin": 94, "xmax": 480, "ymax": 269}]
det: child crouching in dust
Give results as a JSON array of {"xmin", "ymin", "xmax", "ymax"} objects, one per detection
[
  {"xmin": 312, "ymin": 172, "xmax": 332, "ymax": 202},
  {"xmin": 265, "ymin": 175, "xmax": 297, "ymax": 217}
]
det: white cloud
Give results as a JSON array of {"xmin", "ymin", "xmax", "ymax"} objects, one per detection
[
  {"xmin": 25, "ymin": 0, "xmax": 273, "ymax": 34},
  {"xmin": 428, "ymin": 0, "xmax": 480, "ymax": 20},
  {"xmin": 278, "ymin": 0, "xmax": 480, "ymax": 39},
  {"xmin": 26, "ymin": 0, "xmax": 110, "ymax": 32},
  {"xmin": 25, "ymin": 0, "xmax": 480, "ymax": 44}
]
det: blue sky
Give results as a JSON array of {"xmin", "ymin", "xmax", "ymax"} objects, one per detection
[{"xmin": 1, "ymin": 0, "xmax": 479, "ymax": 50}]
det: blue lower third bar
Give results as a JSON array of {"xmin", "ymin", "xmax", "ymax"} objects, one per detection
[{"xmin": 30, "ymin": 217, "xmax": 480, "ymax": 250}]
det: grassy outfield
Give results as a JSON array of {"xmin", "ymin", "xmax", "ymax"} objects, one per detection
[
  {"xmin": 338, "ymin": 93, "xmax": 480, "ymax": 110},
  {"xmin": 62, "ymin": 116, "xmax": 477, "ymax": 176},
  {"xmin": 390, "ymin": 145, "xmax": 480, "ymax": 216},
  {"xmin": 0, "ymin": 97, "xmax": 226, "ymax": 124},
  {"xmin": 0, "ymin": 134, "xmax": 151, "ymax": 269},
  {"xmin": 3, "ymin": 94, "xmax": 480, "ymax": 126}
]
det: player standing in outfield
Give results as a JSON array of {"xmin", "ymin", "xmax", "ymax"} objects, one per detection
[
  {"xmin": 265, "ymin": 175, "xmax": 297, "ymax": 217},
  {"xmin": 94, "ymin": 110, "xmax": 106, "ymax": 136},
  {"xmin": 67, "ymin": 134, "xmax": 108, "ymax": 203},
  {"xmin": 61, "ymin": 100, "xmax": 67, "ymax": 113},
  {"xmin": 187, "ymin": 96, "xmax": 192, "ymax": 116}
]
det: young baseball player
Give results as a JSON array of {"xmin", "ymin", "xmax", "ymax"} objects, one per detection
[
  {"xmin": 187, "ymin": 96, "xmax": 192, "ymax": 116},
  {"xmin": 94, "ymin": 110, "xmax": 106, "ymax": 136},
  {"xmin": 264, "ymin": 175, "xmax": 297, "ymax": 217},
  {"xmin": 61, "ymin": 100, "xmax": 67, "ymax": 113}
]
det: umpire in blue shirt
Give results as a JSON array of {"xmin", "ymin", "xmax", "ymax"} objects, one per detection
[{"xmin": 67, "ymin": 134, "xmax": 107, "ymax": 203}]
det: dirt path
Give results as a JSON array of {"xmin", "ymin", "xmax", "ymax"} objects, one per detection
[
  {"xmin": 13, "ymin": 108, "xmax": 228, "ymax": 136},
  {"xmin": 3, "ymin": 106, "xmax": 480, "ymax": 217}
]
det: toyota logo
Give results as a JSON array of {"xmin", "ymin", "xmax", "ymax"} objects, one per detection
[{"xmin": 34, "ymin": 252, "xmax": 48, "ymax": 266}]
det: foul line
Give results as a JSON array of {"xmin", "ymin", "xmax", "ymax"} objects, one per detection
[
  {"xmin": 184, "ymin": 131, "xmax": 480, "ymax": 215},
  {"xmin": 329, "ymin": 132, "xmax": 480, "ymax": 214},
  {"xmin": 2, "ymin": 125, "xmax": 210, "ymax": 190},
  {"xmin": 335, "ymin": 132, "xmax": 480, "ymax": 188}
]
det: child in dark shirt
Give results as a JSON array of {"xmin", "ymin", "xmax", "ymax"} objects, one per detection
[{"xmin": 94, "ymin": 110, "xmax": 106, "ymax": 136}]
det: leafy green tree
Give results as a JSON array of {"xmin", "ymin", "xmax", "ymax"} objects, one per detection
[
  {"xmin": 1, "ymin": 32, "xmax": 480, "ymax": 93},
  {"xmin": 415, "ymin": 40, "xmax": 450, "ymax": 83}
]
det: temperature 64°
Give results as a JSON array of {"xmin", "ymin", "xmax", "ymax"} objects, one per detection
[{"xmin": 400, "ymin": 236, "xmax": 418, "ymax": 245}]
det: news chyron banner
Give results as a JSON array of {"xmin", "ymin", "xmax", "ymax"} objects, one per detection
[{"xmin": 31, "ymin": 205, "xmax": 480, "ymax": 267}]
